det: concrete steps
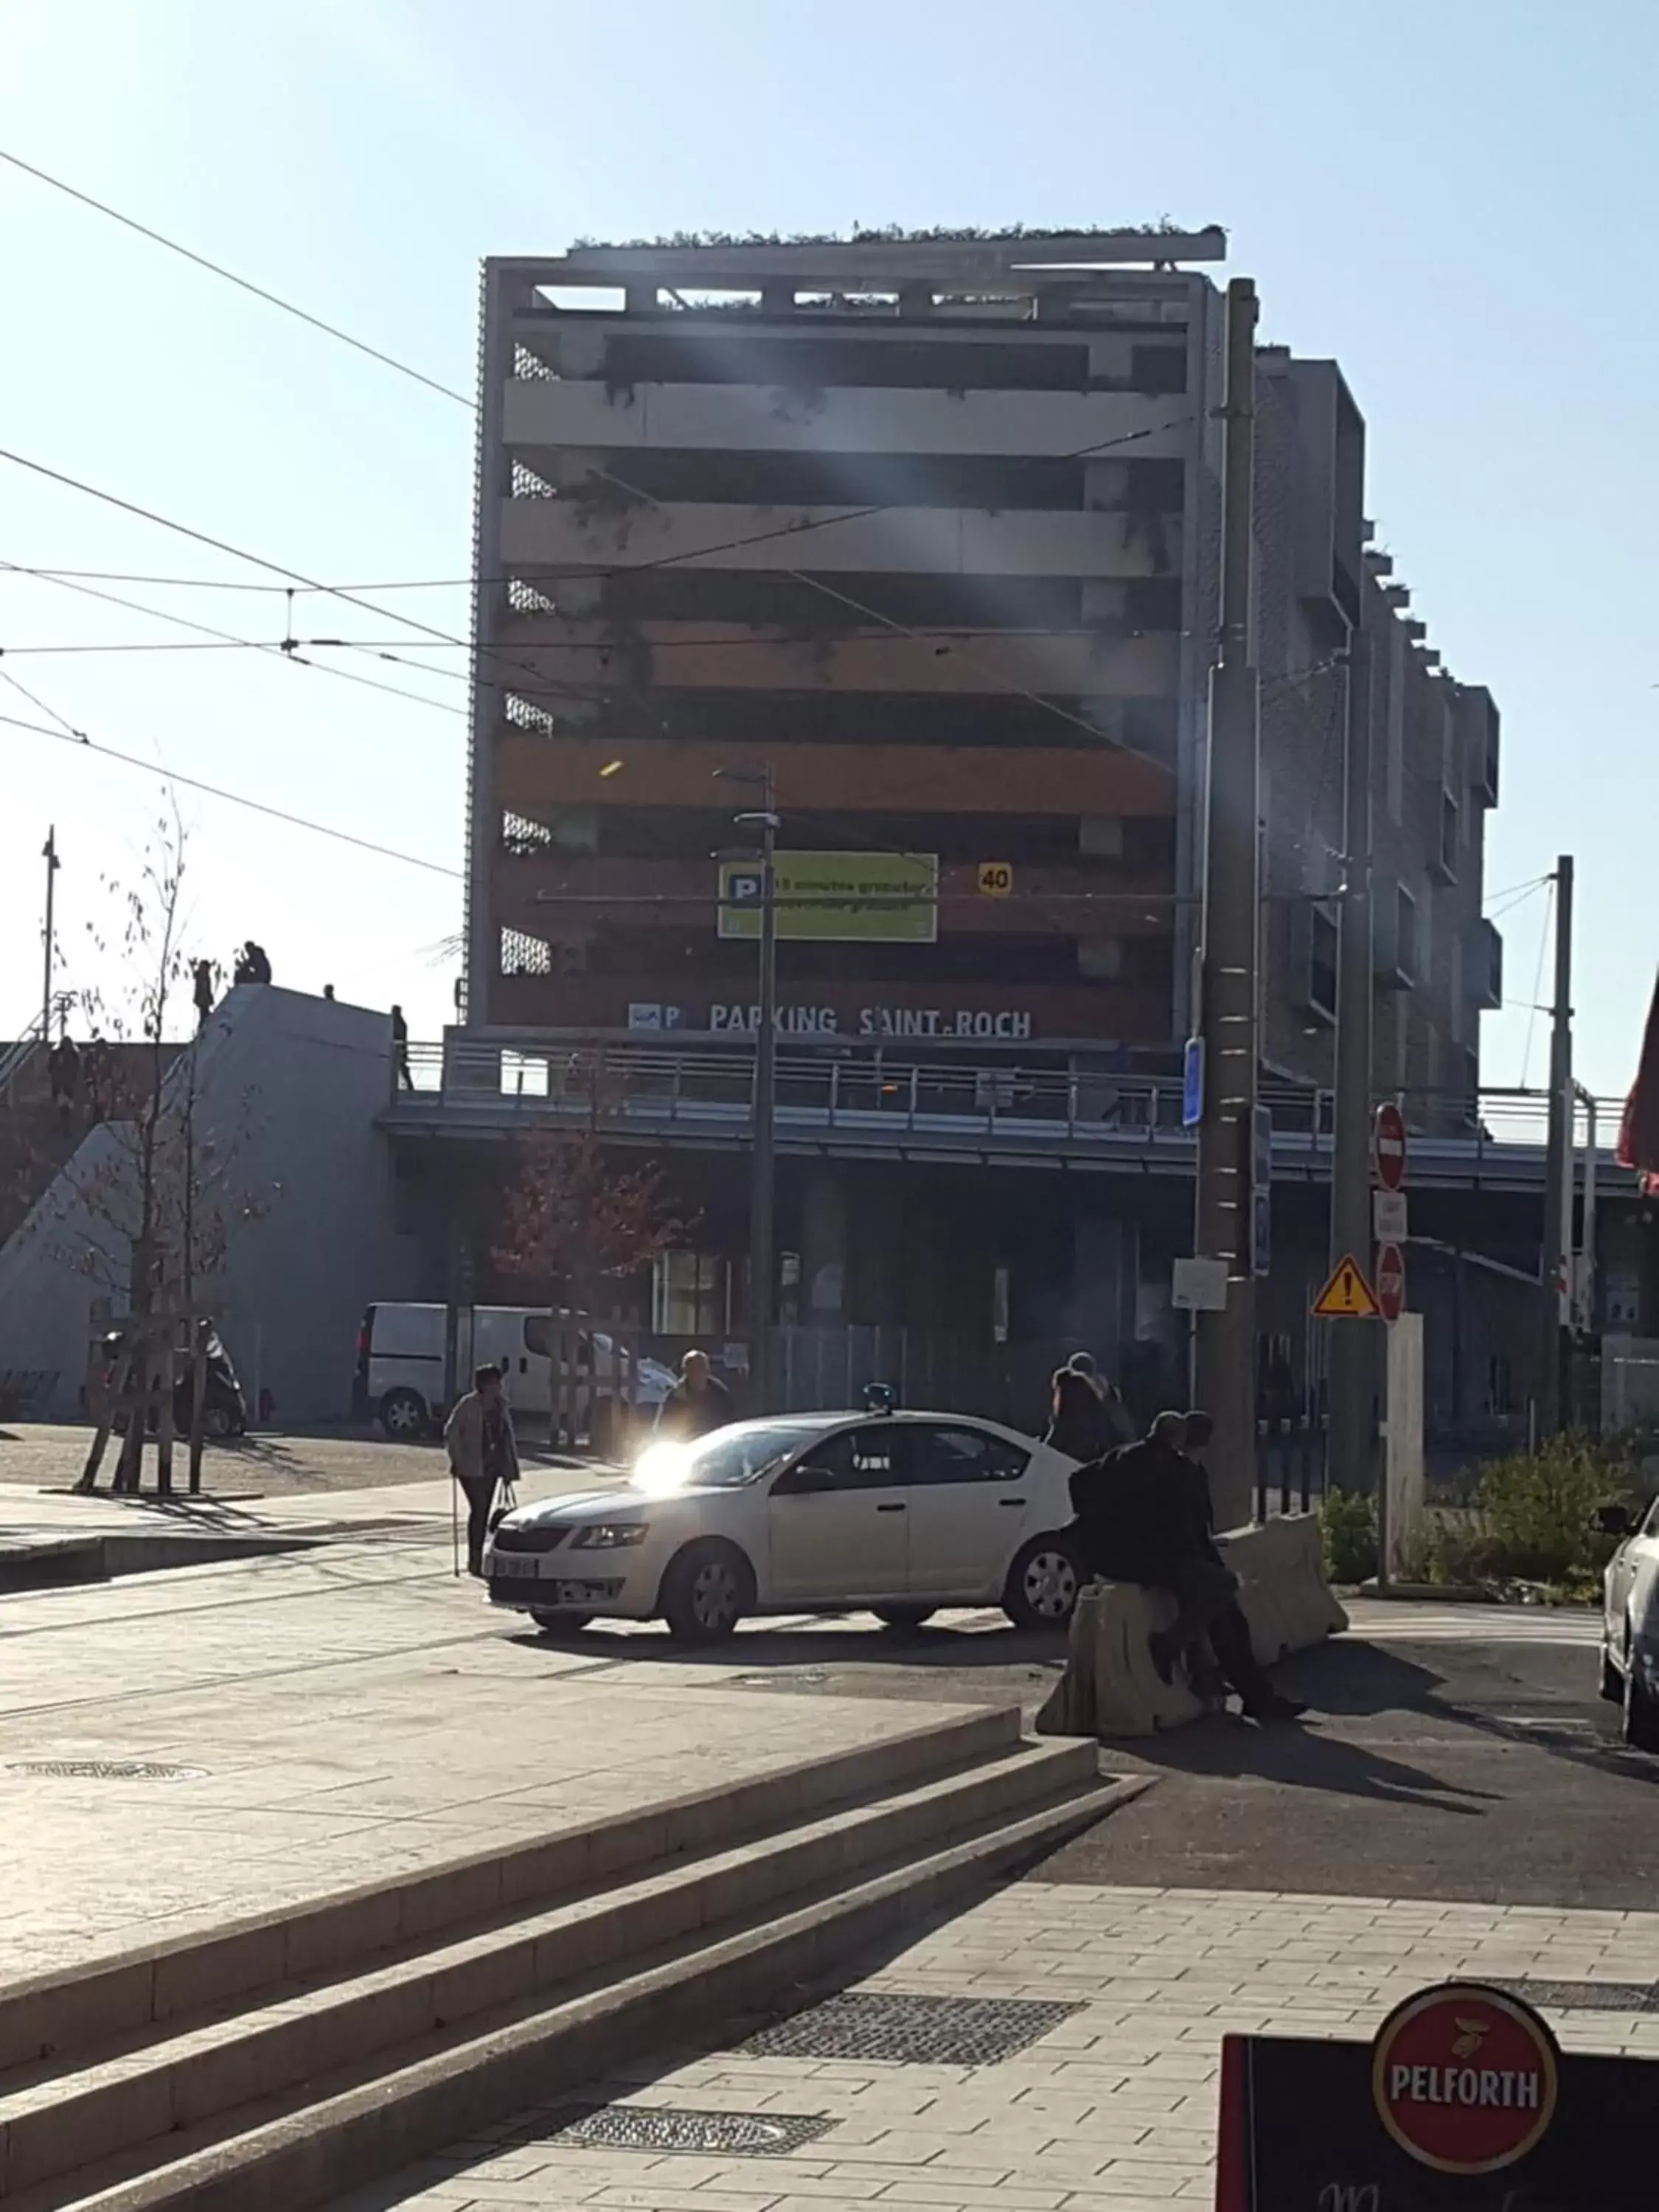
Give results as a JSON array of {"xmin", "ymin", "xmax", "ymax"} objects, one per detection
[{"xmin": 0, "ymin": 1708, "xmax": 1135, "ymax": 2212}]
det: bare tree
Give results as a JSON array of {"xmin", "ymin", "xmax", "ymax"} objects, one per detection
[{"xmin": 26, "ymin": 808, "xmax": 260, "ymax": 1493}]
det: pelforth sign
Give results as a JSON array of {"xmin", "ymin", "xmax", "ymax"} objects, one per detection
[{"xmin": 1214, "ymin": 1980, "xmax": 1650, "ymax": 2209}]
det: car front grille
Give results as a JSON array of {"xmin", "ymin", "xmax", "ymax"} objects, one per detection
[{"xmin": 491, "ymin": 1523, "xmax": 568, "ymax": 1554}]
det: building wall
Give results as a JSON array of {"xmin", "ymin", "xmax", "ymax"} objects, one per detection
[
  {"xmin": 467, "ymin": 246, "xmax": 1228, "ymax": 1057},
  {"xmin": 0, "ymin": 987, "xmax": 420, "ymax": 1423}
]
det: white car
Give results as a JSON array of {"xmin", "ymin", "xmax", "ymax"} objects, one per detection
[
  {"xmin": 484, "ymin": 1410, "xmax": 1084, "ymax": 1642},
  {"xmin": 355, "ymin": 1302, "xmax": 677, "ymax": 1448},
  {"xmin": 1600, "ymin": 1495, "xmax": 1659, "ymax": 1750}
]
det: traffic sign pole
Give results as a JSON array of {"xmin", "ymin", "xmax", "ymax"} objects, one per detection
[{"xmin": 1326, "ymin": 630, "xmax": 1375, "ymax": 1511}]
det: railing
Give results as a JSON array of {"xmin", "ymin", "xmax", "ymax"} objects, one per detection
[
  {"xmin": 386, "ymin": 1034, "xmax": 1628, "ymax": 1176},
  {"xmin": 0, "ymin": 995, "xmax": 76, "ymax": 1106}
]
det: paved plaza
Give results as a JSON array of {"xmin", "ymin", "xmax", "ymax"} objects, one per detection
[{"xmin": 337, "ymin": 1877, "xmax": 1659, "ymax": 2211}]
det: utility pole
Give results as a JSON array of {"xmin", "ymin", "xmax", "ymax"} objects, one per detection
[
  {"xmin": 720, "ymin": 765, "xmax": 779, "ymax": 1411},
  {"xmin": 41, "ymin": 826, "xmax": 59, "ymax": 1040},
  {"xmin": 1537, "ymin": 853, "xmax": 1574, "ymax": 1435},
  {"xmin": 1193, "ymin": 276, "xmax": 1262, "ymax": 1531},
  {"xmin": 1326, "ymin": 634, "xmax": 1376, "ymax": 1495}
]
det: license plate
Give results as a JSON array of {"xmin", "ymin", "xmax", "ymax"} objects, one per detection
[{"xmin": 490, "ymin": 1554, "xmax": 542, "ymax": 1580}]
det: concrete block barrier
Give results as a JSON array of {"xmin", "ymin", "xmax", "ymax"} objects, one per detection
[
  {"xmin": 1035, "ymin": 1584, "xmax": 1203, "ymax": 1739},
  {"xmin": 1223, "ymin": 1514, "xmax": 1348, "ymax": 1663},
  {"xmin": 1036, "ymin": 1515, "xmax": 1346, "ymax": 1742}
]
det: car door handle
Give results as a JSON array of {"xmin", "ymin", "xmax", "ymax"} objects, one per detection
[
  {"xmin": 875, "ymin": 1502, "xmax": 905, "ymax": 1513},
  {"xmin": 999, "ymin": 1496, "xmax": 1026, "ymax": 1507}
]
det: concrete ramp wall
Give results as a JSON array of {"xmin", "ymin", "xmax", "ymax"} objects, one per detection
[{"xmin": 0, "ymin": 987, "xmax": 420, "ymax": 1424}]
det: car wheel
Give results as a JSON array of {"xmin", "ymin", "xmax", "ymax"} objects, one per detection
[
  {"xmin": 660, "ymin": 1539, "xmax": 754, "ymax": 1645},
  {"xmin": 203, "ymin": 1404, "xmax": 233, "ymax": 1440},
  {"xmin": 529, "ymin": 1609, "xmax": 592, "ymax": 1638},
  {"xmin": 873, "ymin": 1605, "xmax": 937, "ymax": 1633},
  {"xmin": 1601, "ymin": 1643, "xmax": 1624, "ymax": 1704},
  {"xmin": 378, "ymin": 1387, "xmax": 428, "ymax": 1440},
  {"xmin": 1004, "ymin": 1535, "xmax": 1082, "ymax": 1632},
  {"xmin": 1624, "ymin": 1649, "xmax": 1659, "ymax": 1753}
]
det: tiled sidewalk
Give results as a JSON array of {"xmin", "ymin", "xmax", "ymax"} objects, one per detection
[{"xmin": 344, "ymin": 1880, "xmax": 1659, "ymax": 2211}]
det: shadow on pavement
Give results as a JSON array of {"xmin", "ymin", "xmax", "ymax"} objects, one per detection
[{"xmin": 511, "ymin": 1613, "xmax": 1068, "ymax": 1676}]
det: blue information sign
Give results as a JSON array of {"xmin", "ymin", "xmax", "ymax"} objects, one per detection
[{"xmin": 1181, "ymin": 1037, "xmax": 1204, "ymax": 1128}]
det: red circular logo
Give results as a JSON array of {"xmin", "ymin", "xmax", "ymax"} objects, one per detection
[{"xmin": 1371, "ymin": 1984, "xmax": 1559, "ymax": 2175}]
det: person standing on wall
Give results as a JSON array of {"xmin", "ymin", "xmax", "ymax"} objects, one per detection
[
  {"xmin": 390, "ymin": 1004, "xmax": 413, "ymax": 1090},
  {"xmin": 445, "ymin": 1363, "xmax": 519, "ymax": 1576}
]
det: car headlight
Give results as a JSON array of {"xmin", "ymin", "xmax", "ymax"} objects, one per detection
[{"xmin": 568, "ymin": 1523, "xmax": 649, "ymax": 1551}]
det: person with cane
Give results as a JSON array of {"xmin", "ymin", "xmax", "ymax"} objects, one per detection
[{"xmin": 444, "ymin": 1364, "xmax": 519, "ymax": 1577}]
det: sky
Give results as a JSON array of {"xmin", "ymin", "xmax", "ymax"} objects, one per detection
[{"xmin": 1, "ymin": 0, "xmax": 1655, "ymax": 1095}]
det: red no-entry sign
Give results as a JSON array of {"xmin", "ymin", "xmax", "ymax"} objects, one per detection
[
  {"xmin": 1377, "ymin": 1240, "xmax": 1405, "ymax": 1324},
  {"xmin": 1374, "ymin": 1101, "xmax": 1408, "ymax": 1192}
]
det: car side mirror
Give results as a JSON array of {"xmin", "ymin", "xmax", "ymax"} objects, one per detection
[
  {"xmin": 782, "ymin": 1463, "xmax": 835, "ymax": 1495},
  {"xmin": 1596, "ymin": 1503, "xmax": 1634, "ymax": 1537}
]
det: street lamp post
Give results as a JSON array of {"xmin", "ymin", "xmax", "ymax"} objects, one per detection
[{"xmin": 717, "ymin": 768, "xmax": 779, "ymax": 1409}]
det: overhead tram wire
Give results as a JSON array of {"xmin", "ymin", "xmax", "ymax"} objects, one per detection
[
  {"xmin": 0, "ymin": 147, "xmax": 1216, "ymax": 748},
  {"xmin": 0, "ymin": 695, "xmax": 462, "ymax": 879},
  {"xmin": 0, "ymin": 560, "xmax": 467, "ymax": 718}
]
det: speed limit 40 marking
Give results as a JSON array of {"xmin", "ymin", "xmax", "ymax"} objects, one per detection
[{"xmin": 976, "ymin": 860, "xmax": 1014, "ymax": 897}]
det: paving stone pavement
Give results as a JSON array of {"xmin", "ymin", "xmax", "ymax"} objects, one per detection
[
  {"xmin": 0, "ymin": 1524, "xmax": 975, "ymax": 1986},
  {"xmin": 337, "ymin": 1879, "xmax": 1659, "ymax": 2211}
]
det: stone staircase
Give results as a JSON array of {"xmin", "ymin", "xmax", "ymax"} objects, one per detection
[{"xmin": 0, "ymin": 1706, "xmax": 1135, "ymax": 2211}]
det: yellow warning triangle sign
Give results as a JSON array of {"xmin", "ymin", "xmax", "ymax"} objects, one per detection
[{"xmin": 1312, "ymin": 1253, "xmax": 1382, "ymax": 1319}]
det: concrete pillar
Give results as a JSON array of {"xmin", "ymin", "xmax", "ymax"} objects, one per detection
[{"xmin": 801, "ymin": 1174, "xmax": 847, "ymax": 1321}]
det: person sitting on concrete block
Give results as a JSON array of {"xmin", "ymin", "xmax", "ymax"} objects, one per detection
[{"xmin": 1071, "ymin": 1411, "xmax": 1306, "ymax": 1725}]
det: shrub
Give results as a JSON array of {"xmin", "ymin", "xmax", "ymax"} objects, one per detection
[
  {"xmin": 1321, "ymin": 1487, "xmax": 1378, "ymax": 1584},
  {"xmin": 1475, "ymin": 1433, "xmax": 1625, "ymax": 1585}
]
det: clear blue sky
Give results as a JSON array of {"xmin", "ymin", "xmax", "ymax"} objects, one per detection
[{"xmin": 3, "ymin": 0, "xmax": 1654, "ymax": 1095}]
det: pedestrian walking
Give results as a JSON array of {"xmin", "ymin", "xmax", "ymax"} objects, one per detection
[
  {"xmin": 390, "ymin": 1004, "xmax": 413, "ymax": 1090},
  {"xmin": 653, "ymin": 1349, "xmax": 734, "ymax": 1441},
  {"xmin": 444, "ymin": 1363, "xmax": 520, "ymax": 1576},
  {"xmin": 192, "ymin": 960, "xmax": 215, "ymax": 1029},
  {"xmin": 1044, "ymin": 1366, "xmax": 1116, "ymax": 1461}
]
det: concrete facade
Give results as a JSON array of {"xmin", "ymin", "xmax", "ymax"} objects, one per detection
[
  {"xmin": 428, "ymin": 231, "xmax": 1522, "ymax": 1411},
  {"xmin": 0, "ymin": 987, "xmax": 420, "ymax": 1424}
]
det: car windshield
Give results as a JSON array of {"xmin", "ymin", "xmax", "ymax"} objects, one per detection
[{"xmin": 632, "ymin": 1422, "xmax": 829, "ymax": 1495}]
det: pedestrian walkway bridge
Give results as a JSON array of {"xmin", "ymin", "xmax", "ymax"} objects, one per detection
[{"xmin": 383, "ymin": 1034, "xmax": 1627, "ymax": 1194}]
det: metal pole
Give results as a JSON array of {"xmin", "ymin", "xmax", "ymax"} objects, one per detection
[
  {"xmin": 1193, "ymin": 276, "xmax": 1262, "ymax": 1531},
  {"xmin": 1575, "ymin": 1084, "xmax": 1597, "ymax": 1342},
  {"xmin": 1327, "ymin": 633, "xmax": 1377, "ymax": 1507},
  {"xmin": 42, "ymin": 826, "xmax": 58, "ymax": 1039},
  {"xmin": 748, "ymin": 776, "xmax": 779, "ymax": 1410},
  {"xmin": 1538, "ymin": 855, "xmax": 1573, "ymax": 1435}
]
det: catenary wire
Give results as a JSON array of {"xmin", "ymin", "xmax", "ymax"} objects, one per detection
[
  {"xmin": 0, "ymin": 560, "xmax": 467, "ymax": 718},
  {"xmin": 1, "ymin": 703, "xmax": 462, "ymax": 877}
]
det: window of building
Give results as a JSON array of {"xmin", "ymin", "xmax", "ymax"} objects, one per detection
[
  {"xmin": 652, "ymin": 1251, "xmax": 731, "ymax": 1338},
  {"xmin": 1394, "ymin": 885, "xmax": 1419, "ymax": 987},
  {"xmin": 1308, "ymin": 903, "xmax": 1338, "ymax": 1023},
  {"xmin": 1449, "ymin": 937, "xmax": 1464, "ymax": 1045},
  {"xmin": 1385, "ymin": 625, "xmax": 1406, "ymax": 824},
  {"xmin": 1435, "ymin": 791, "xmax": 1459, "ymax": 883},
  {"xmin": 499, "ymin": 928, "xmax": 552, "ymax": 976}
]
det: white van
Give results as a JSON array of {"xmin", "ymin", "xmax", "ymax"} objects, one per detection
[{"xmin": 353, "ymin": 1304, "xmax": 677, "ymax": 1451}]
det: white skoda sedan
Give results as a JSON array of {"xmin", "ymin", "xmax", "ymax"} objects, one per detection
[{"xmin": 484, "ymin": 1411, "xmax": 1084, "ymax": 1642}]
